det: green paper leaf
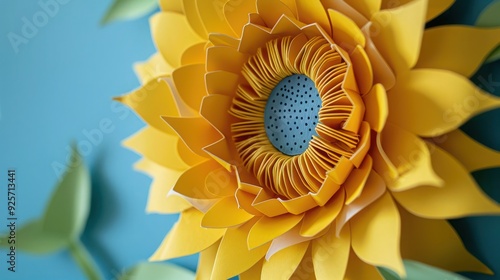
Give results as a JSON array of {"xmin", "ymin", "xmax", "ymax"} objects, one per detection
[
  {"xmin": 378, "ymin": 260, "xmax": 470, "ymax": 280},
  {"xmin": 0, "ymin": 220, "xmax": 68, "ymax": 254},
  {"xmin": 476, "ymin": 0, "xmax": 500, "ymax": 63},
  {"xmin": 119, "ymin": 262, "xmax": 195, "ymax": 280},
  {"xmin": 101, "ymin": 0, "xmax": 158, "ymax": 25},
  {"xmin": 42, "ymin": 145, "xmax": 91, "ymax": 240},
  {"xmin": 0, "ymin": 146, "xmax": 90, "ymax": 253}
]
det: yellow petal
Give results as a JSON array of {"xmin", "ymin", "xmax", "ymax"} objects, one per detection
[
  {"xmin": 116, "ymin": 79, "xmax": 177, "ymax": 134},
  {"xmin": 247, "ymin": 213, "xmax": 304, "ymax": 249},
  {"xmin": 399, "ymin": 206, "xmax": 492, "ymax": 274},
  {"xmin": 362, "ymin": 31, "xmax": 396, "ymax": 90},
  {"xmin": 257, "ymin": 0, "xmax": 295, "ymax": 28},
  {"xmin": 416, "ymin": 26, "xmax": 500, "ymax": 77},
  {"xmin": 295, "ymin": 0, "xmax": 332, "ymax": 35},
  {"xmin": 206, "ymin": 70, "xmax": 243, "ymax": 96},
  {"xmin": 206, "ymin": 46, "xmax": 250, "ymax": 74},
  {"xmin": 433, "ymin": 129, "xmax": 500, "ymax": 172},
  {"xmin": 350, "ymin": 45, "xmax": 373, "ymax": 95},
  {"xmin": 200, "ymin": 94, "xmax": 235, "ymax": 137},
  {"xmin": 150, "ymin": 208, "xmax": 225, "ymax": 261},
  {"xmin": 134, "ymin": 53, "xmax": 173, "ymax": 84},
  {"xmin": 211, "ymin": 218, "xmax": 270, "ymax": 279},
  {"xmin": 196, "ymin": 0, "xmax": 236, "ymax": 36},
  {"xmin": 344, "ymin": 0, "xmax": 381, "ymax": 19},
  {"xmin": 381, "ymin": 123, "xmax": 443, "ymax": 191},
  {"xmin": 262, "ymin": 241, "xmax": 310, "ymax": 280},
  {"xmin": 351, "ymin": 192, "xmax": 405, "ymax": 277},
  {"xmin": 239, "ymin": 259, "xmax": 264, "ymax": 280},
  {"xmin": 312, "ymin": 224, "xmax": 351, "ymax": 280},
  {"xmin": 336, "ymin": 170, "xmax": 386, "ymax": 234},
  {"xmin": 362, "ymin": 84, "xmax": 387, "ymax": 132},
  {"xmin": 224, "ymin": 0, "xmax": 257, "ymax": 38},
  {"xmin": 425, "ymin": 0, "xmax": 454, "ymax": 21},
  {"xmin": 151, "ymin": 12, "xmax": 204, "ymax": 68},
  {"xmin": 370, "ymin": 0, "xmax": 427, "ymax": 73},
  {"xmin": 172, "ymin": 64, "xmax": 207, "ymax": 111},
  {"xmin": 173, "ymin": 160, "xmax": 234, "ymax": 200},
  {"xmin": 162, "ymin": 116, "xmax": 221, "ymax": 157},
  {"xmin": 392, "ymin": 143, "xmax": 500, "ymax": 218},
  {"xmin": 181, "ymin": 42, "xmax": 207, "ymax": 66},
  {"xmin": 344, "ymin": 250, "xmax": 384, "ymax": 280},
  {"xmin": 202, "ymin": 196, "xmax": 255, "ymax": 228},
  {"xmin": 182, "ymin": 0, "xmax": 208, "ymax": 39},
  {"xmin": 387, "ymin": 69, "xmax": 500, "ymax": 137},
  {"xmin": 123, "ymin": 127, "xmax": 189, "ymax": 171},
  {"xmin": 343, "ymin": 156, "xmax": 372, "ymax": 205},
  {"xmin": 203, "ymin": 138, "xmax": 237, "ymax": 171},
  {"xmin": 299, "ymin": 190, "xmax": 344, "ymax": 237},
  {"xmin": 160, "ymin": 0, "xmax": 183, "ymax": 13},
  {"xmin": 290, "ymin": 247, "xmax": 316, "ymax": 280},
  {"xmin": 328, "ymin": 9, "xmax": 366, "ymax": 51},
  {"xmin": 196, "ymin": 240, "xmax": 220, "ymax": 280},
  {"xmin": 135, "ymin": 159, "xmax": 191, "ymax": 214}
]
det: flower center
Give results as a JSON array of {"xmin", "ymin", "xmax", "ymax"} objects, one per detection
[{"xmin": 264, "ymin": 74, "xmax": 321, "ymax": 156}]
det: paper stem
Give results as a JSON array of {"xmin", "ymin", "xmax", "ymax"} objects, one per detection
[{"xmin": 69, "ymin": 240, "xmax": 103, "ymax": 280}]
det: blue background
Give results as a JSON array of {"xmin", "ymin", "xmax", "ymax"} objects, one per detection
[{"xmin": 0, "ymin": 0, "xmax": 499, "ymax": 279}]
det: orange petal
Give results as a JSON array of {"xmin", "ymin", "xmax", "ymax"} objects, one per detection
[
  {"xmin": 150, "ymin": 208, "xmax": 225, "ymax": 261},
  {"xmin": 370, "ymin": 0, "xmax": 426, "ymax": 73},
  {"xmin": 312, "ymin": 224, "xmax": 351, "ymax": 280},
  {"xmin": 433, "ymin": 129, "xmax": 500, "ymax": 172},
  {"xmin": 162, "ymin": 116, "xmax": 221, "ymax": 157},
  {"xmin": 247, "ymin": 213, "xmax": 304, "ymax": 249},
  {"xmin": 206, "ymin": 70, "xmax": 243, "ymax": 97},
  {"xmin": 200, "ymin": 94, "xmax": 235, "ymax": 137},
  {"xmin": 151, "ymin": 12, "xmax": 204, "ymax": 68},
  {"xmin": 387, "ymin": 69, "xmax": 500, "ymax": 137},
  {"xmin": 202, "ymin": 196, "xmax": 254, "ymax": 228},
  {"xmin": 211, "ymin": 218, "xmax": 270, "ymax": 279},
  {"xmin": 416, "ymin": 26, "xmax": 500, "ymax": 77},
  {"xmin": 399, "ymin": 206, "xmax": 492, "ymax": 274},
  {"xmin": 392, "ymin": 143, "xmax": 500, "ymax": 219},
  {"xmin": 351, "ymin": 192, "xmax": 405, "ymax": 277}
]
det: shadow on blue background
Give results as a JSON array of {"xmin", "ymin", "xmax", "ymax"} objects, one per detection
[{"xmin": 0, "ymin": 0, "xmax": 499, "ymax": 279}]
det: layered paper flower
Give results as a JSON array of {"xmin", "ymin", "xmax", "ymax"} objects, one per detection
[{"xmin": 118, "ymin": 0, "xmax": 500, "ymax": 279}]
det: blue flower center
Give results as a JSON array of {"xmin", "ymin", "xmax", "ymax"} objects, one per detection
[{"xmin": 264, "ymin": 74, "xmax": 322, "ymax": 156}]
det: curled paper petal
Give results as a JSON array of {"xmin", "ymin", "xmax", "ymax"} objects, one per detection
[
  {"xmin": 261, "ymin": 241, "xmax": 310, "ymax": 280},
  {"xmin": 387, "ymin": 69, "xmax": 500, "ymax": 137},
  {"xmin": 392, "ymin": 143, "xmax": 500, "ymax": 219},
  {"xmin": 150, "ymin": 208, "xmax": 225, "ymax": 261},
  {"xmin": 351, "ymin": 192, "xmax": 404, "ymax": 277}
]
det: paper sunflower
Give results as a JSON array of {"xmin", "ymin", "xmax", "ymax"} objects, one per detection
[{"xmin": 118, "ymin": 0, "xmax": 500, "ymax": 279}]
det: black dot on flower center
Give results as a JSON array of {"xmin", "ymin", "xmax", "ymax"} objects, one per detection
[{"xmin": 264, "ymin": 74, "xmax": 321, "ymax": 156}]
